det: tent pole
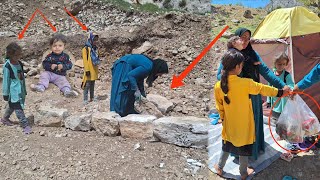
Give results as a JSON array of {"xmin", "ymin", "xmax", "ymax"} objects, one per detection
[{"xmin": 289, "ymin": 10, "xmax": 295, "ymax": 83}]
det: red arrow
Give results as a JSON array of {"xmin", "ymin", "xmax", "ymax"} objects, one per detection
[
  {"xmin": 37, "ymin": 9, "xmax": 57, "ymax": 32},
  {"xmin": 64, "ymin": 7, "xmax": 88, "ymax": 31},
  {"xmin": 170, "ymin": 26, "xmax": 229, "ymax": 89},
  {"xmin": 18, "ymin": 9, "xmax": 38, "ymax": 39},
  {"xmin": 18, "ymin": 9, "xmax": 57, "ymax": 39}
]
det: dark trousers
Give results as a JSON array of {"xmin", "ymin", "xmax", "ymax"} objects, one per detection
[
  {"xmin": 3, "ymin": 102, "xmax": 28, "ymax": 128},
  {"xmin": 83, "ymin": 80, "xmax": 95, "ymax": 101}
]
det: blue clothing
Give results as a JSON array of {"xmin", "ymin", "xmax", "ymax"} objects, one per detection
[
  {"xmin": 42, "ymin": 52, "xmax": 73, "ymax": 76},
  {"xmin": 216, "ymin": 51, "xmax": 285, "ymax": 160},
  {"xmin": 2, "ymin": 59, "xmax": 27, "ymax": 109},
  {"xmin": 110, "ymin": 54, "xmax": 153, "ymax": 117},
  {"xmin": 217, "ymin": 62, "xmax": 223, "ymax": 80},
  {"xmin": 267, "ymin": 70, "xmax": 294, "ymax": 113},
  {"xmin": 297, "ymin": 63, "xmax": 320, "ymax": 90}
]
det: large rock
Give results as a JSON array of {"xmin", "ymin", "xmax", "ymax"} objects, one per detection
[
  {"xmin": 132, "ymin": 41, "xmax": 153, "ymax": 54},
  {"xmin": 65, "ymin": 114, "xmax": 92, "ymax": 131},
  {"xmin": 146, "ymin": 94, "xmax": 174, "ymax": 114},
  {"xmin": 36, "ymin": 106, "xmax": 69, "ymax": 127},
  {"xmin": 37, "ymin": 118, "xmax": 62, "ymax": 127},
  {"xmin": 243, "ymin": 10, "xmax": 253, "ymax": 19},
  {"xmin": 222, "ymin": 31, "xmax": 233, "ymax": 39},
  {"xmin": 119, "ymin": 114, "xmax": 157, "ymax": 139},
  {"xmin": 64, "ymin": 0, "xmax": 84, "ymax": 16},
  {"xmin": 134, "ymin": 100, "xmax": 164, "ymax": 118},
  {"xmin": 92, "ymin": 112, "xmax": 121, "ymax": 136},
  {"xmin": 38, "ymin": 106, "xmax": 69, "ymax": 118},
  {"xmin": 153, "ymin": 116, "xmax": 209, "ymax": 148},
  {"xmin": 0, "ymin": 31, "xmax": 15, "ymax": 37},
  {"xmin": 74, "ymin": 60, "xmax": 84, "ymax": 68},
  {"xmin": 27, "ymin": 68, "xmax": 38, "ymax": 76}
]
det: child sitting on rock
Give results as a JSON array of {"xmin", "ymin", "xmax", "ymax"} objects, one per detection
[
  {"xmin": 81, "ymin": 32, "xmax": 100, "ymax": 105},
  {"xmin": 30, "ymin": 34, "xmax": 77, "ymax": 97},
  {"xmin": 1, "ymin": 42, "xmax": 32, "ymax": 134}
]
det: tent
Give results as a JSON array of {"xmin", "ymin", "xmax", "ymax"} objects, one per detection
[{"xmin": 251, "ymin": 6, "xmax": 320, "ymax": 119}]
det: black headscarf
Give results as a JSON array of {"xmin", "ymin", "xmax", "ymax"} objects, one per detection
[
  {"xmin": 235, "ymin": 27, "xmax": 260, "ymax": 82},
  {"xmin": 146, "ymin": 58, "xmax": 169, "ymax": 87}
]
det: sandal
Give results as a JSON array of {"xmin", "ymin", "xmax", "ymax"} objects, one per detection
[
  {"xmin": 290, "ymin": 143, "xmax": 301, "ymax": 153},
  {"xmin": 280, "ymin": 153, "xmax": 293, "ymax": 162}
]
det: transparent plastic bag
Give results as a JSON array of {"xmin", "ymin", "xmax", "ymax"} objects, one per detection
[{"xmin": 276, "ymin": 95, "xmax": 320, "ymax": 143}]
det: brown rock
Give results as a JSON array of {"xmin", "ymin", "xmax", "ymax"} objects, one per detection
[{"xmin": 243, "ymin": 10, "xmax": 253, "ymax": 19}]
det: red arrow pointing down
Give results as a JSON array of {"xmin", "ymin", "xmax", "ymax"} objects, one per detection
[
  {"xmin": 64, "ymin": 7, "xmax": 88, "ymax": 31},
  {"xmin": 170, "ymin": 26, "xmax": 229, "ymax": 89},
  {"xmin": 37, "ymin": 10, "xmax": 57, "ymax": 32},
  {"xmin": 18, "ymin": 9, "xmax": 57, "ymax": 40}
]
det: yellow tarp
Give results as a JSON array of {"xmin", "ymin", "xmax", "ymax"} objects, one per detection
[{"xmin": 253, "ymin": 6, "xmax": 320, "ymax": 39}]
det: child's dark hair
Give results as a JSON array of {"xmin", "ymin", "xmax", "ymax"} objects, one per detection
[
  {"xmin": 49, "ymin": 34, "xmax": 67, "ymax": 46},
  {"xmin": 227, "ymin": 36, "xmax": 240, "ymax": 49},
  {"xmin": 274, "ymin": 53, "xmax": 289, "ymax": 67},
  {"xmin": 221, "ymin": 49, "xmax": 245, "ymax": 104},
  {"xmin": 6, "ymin": 42, "xmax": 22, "ymax": 59}
]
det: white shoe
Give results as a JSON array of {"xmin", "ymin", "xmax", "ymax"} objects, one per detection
[{"xmin": 64, "ymin": 90, "xmax": 78, "ymax": 98}]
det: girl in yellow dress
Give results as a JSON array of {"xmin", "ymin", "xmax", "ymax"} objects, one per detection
[{"xmin": 214, "ymin": 49, "xmax": 289, "ymax": 179}]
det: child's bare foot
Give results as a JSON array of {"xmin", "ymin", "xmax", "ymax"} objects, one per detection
[
  {"xmin": 241, "ymin": 167, "xmax": 254, "ymax": 179},
  {"xmin": 247, "ymin": 167, "xmax": 254, "ymax": 175},
  {"xmin": 214, "ymin": 164, "xmax": 223, "ymax": 176}
]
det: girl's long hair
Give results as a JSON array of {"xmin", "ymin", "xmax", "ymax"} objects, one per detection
[{"xmin": 221, "ymin": 49, "xmax": 245, "ymax": 104}]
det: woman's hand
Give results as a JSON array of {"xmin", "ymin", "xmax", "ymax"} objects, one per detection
[
  {"xmin": 292, "ymin": 84, "xmax": 301, "ymax": 92},
  {"xmin": 282, "ymin": 85, "xmax": 291, "ymax": 95},
  {"xmin": 290, "ymin": 85, "xmax": 301, "ymax": 99},
  {"xmin": 262, "ymin": 101, "xmax": 271, "ymax": 108}
]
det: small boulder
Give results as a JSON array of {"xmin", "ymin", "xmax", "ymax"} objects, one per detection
[
  {"xmin": 91, "ymin": 112, "xmax": 121, "ymax": 136},
  {"xmin": 243, "ymin": 10, "xmax": 253, "ymax": 19},
  {"xmin": 119, "ymin": 114, "xmax": 157, "ymax": 139},
  {"xmin": 132, "ymin": 41, "xmax": 153, "ymax": 54},
  {"xmin": 153, "ymin": 116, "xmax": 209, "ymax": 148},
  {"xmin": 65, "ymin": 113, "xmax": 92, "ymax": 131},
  {"xmin": 146, "ymin": 94, "xmax": 174, "ymax": 114}
]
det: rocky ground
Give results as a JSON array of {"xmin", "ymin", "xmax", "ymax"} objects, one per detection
[
  {"xmin": 0, "ymin": 0, "xmax": 214, "ymax": 179},
  {"xmin": 0, "ymin": 0, "xmax": 217, "ymax": 117},
  {"xmin": 0, "ymin": 125, "xmax": 208, "ymax": 180},
  {"xmin": 0, "ymin": 0, "xmax": 319, "ymax": 179}
]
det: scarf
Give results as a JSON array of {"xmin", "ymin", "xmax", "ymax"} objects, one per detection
[
  {"xmin": 145, "ymin": 57, "xmax": 169, "ymax": 87},
  {"xmin": 235, "ymin": 27, "xmax": 260, "ymax": 82},
  {"xmin": 84, "ymin": 32, "xmax": 99, "ymax": 61}
]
